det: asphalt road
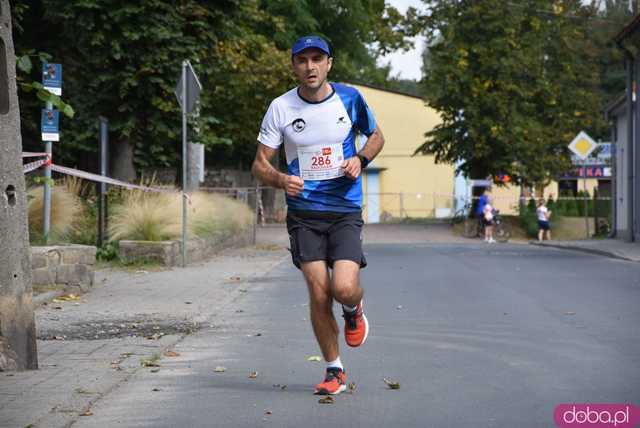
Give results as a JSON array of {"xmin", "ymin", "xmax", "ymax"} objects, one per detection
[{"xmin": 74, "ymin": 242, "xmax": 640, "ymax": 428}]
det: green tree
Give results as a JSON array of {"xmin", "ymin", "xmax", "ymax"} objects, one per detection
[
  {"xmin": 415, "ymin": 0, "xmax": 607, "ymax": 190},
  {"xmin": 585, "ymin": 0, "xmax": 635, "ymax": 104},
  {"xmin": 11, "ymin": 0, "xmax": 419, "ymax": 173},
  {"xmin": 259, "ymin": 0, "xmax": 418, "ymax": 86}
]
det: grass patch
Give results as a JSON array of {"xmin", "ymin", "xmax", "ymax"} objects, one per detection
[{"xmin": 109, "ymin": 190, "xmax": 253, "ymax": 242}]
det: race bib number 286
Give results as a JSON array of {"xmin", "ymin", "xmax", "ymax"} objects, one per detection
[{"xmin": 297, "ymin": 143, "xmax": 345, "ymax": 181}]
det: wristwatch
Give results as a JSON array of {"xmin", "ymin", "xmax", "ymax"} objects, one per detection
[{"xmin": 357, "ymin": 153, "xmax": 370, "ymax": 169}]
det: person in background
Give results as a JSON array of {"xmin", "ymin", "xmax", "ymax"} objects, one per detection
[
  {"xmin": 483, "ymin": 197, "xmax": 496, "ymax": 243},
  {"xmin": 475, "ymin": 188, "xmax": 489, "ymax": 220},
  {"xmin": 537, "ymin": 198, "xmax": 552, "ymax": 241}
]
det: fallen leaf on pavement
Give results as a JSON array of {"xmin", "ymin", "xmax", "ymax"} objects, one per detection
[
  {"xmin": 140, "ymin": 359, "xmax": 160, "ymax": 368},
  {"xmin": 79, "ymin": 410, "xmax": 93, "ymax": 416},
  {"xmin": 214, "ymin": 366, "xmax": 226, "ymax": 373},
  {"xmin": 307, "ymin": 356, "xmax": 322, "ymax": 362},
  {"xmin": 249, "ymin": 371, "xmax": 258, "ymax": 379},
  {"xmin": 53, "ymin": 294, "xmax": 80, "ymax": 303},
  {"xmin": 383, "ymin": 378, "xmax": 400, "ymax": 390},
  {"xmin": 348, "ymin": 381, "xmax": 356, "ymax": 393},
  {"xmin": 163, "ymin": 350, "xmax": 180, "ymax": 357},
  {"xmin": 318, "ymin": 396, "xmax": 334, "ymax": 404}
]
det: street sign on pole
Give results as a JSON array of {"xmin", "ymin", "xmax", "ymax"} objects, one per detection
[
  {"xmin": 42, "ymin": 63, "xmax": 62, "ymax": 96},
  {"xmin": 174, "ymin": 61, "xmax": 202, "ymax": 114},
  {"xmin": 568, "ymin": 131, "xmax": 596, "ymax": 239},
  {"xmin": 40, "ymin": 108, "xmax": 60, "ymax": 141},
  {"xmin": 175, "ymin": 60, "xmax": 202, "ymax": 267},
  {"xmin": 568, "ymin": 131, "xmax": 598, "ymax": 160}
]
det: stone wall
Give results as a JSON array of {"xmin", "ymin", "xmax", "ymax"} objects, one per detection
[
  {"xmin": 119, "ymin": 228, "xmax": 253, "ymax": 267},
  {"xmin": 31, "ymin": 245, "xmax": 97, "ymax": 292}
]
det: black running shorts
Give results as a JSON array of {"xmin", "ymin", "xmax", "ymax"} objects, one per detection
[{"xmin": 286, "ymin": 210, "xmax": 366, "ymax": 270}]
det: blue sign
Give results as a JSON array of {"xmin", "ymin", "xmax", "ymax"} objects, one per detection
[
  {"xmin": 41, "ymin": 109, "xmax": 60, "ymax": 142},
  {"xmin": 42, "ymin": 63, "xmax": 62, "ymax": 95},
  {"xmin": 570, "ymin": 142, "xmax": 611, "ymax": 165}
]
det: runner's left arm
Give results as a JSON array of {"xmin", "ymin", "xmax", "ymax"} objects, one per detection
[{"xmin": 343, "ymin": 126, "xmax": 385, "ymax": 179}]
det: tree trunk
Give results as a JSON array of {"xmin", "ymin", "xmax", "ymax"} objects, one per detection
[{"xmin": 0, "ymin": 1, "xmax": 38, "ymax": 370}]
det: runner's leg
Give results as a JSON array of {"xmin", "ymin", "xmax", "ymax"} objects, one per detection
[
  {"xmin": 331, "ymin": 260, "xmax": 362, "ymax": 307},
  {"xmin": 301, "ymin": 260, "xmax": 339, "ymax": 362},
  {"xmin": 332, "ymin": 260, "xmax": 369, "ymax": 347}
]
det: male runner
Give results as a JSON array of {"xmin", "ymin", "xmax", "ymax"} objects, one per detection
[{"xmin": 251, "ymin": 35, "xmax": 385, "ymax": 395}]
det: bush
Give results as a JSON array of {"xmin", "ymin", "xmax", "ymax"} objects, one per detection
[{"xmin": 519, "ymin": 198, "xmax": 539, "ymax": 238}]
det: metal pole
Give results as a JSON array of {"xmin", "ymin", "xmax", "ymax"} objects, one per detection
[
  {"xmin": 181, "ymin": 61, "xmax": 188, "ymax": 267},
  {"xmin": 253, "ymin": 184, "xmax": 259, "ymax": 245},
  {"xmin": 97, "ymin": 117, "xmax": 109, "ymax": 247},
  {"xmin": 43, "ymin": 100, "xmax": 53, "ymax": 242},
  {"xmin": 583, "ymin": 158, "xmax": 589, "ymax": 238}
]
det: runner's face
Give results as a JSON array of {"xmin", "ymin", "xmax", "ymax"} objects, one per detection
[{"xmin": 292, "ymin": 48, "xmax": 332, "ymax": 90}]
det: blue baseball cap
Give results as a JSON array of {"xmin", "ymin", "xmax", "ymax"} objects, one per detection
[{"xmin": 291, "ymin": 36, "xmax": 331, "ymax": 57}]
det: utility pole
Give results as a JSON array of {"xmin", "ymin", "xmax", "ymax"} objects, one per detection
[{"xmin": 0, "ymin": 0, "xmax": 38, "ymax": 370}]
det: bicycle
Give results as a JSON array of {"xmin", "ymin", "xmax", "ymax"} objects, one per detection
[
  {"xmin": 462, "ymin": 210, "xmax": 511, "ymax": 242},
  {"xmin": 449, "ymin": 202, "xmax": 472, "ymax": 226}
]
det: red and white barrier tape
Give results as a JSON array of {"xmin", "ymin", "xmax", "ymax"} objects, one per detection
[
  {"xmin": 22, "ymin": 151, "xmax": 168, "ymax": 193},
  {"xmin": 22, "ymin": 152, "xmax": 50, "ymax": 158},
  {"xmin": 23, "ymin": 158, "xmax": 51, "ymax": 174},
  {"xmin": 49, "ymin": 164, "xmax": 169, "ymax": 193}
]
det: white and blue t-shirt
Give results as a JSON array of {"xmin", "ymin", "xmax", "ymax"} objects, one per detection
[{"xmin": 257, "ymin": 83, "xmax": 377, "ymax": 212}]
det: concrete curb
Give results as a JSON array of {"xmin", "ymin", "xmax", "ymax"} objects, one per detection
[{"xmin": 530, "ymin": 241, "xmax": 636, "ymax": 263}]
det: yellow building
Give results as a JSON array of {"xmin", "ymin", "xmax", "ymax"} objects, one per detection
[
  {"xmin": 352, "ymin": 83, "xmax": 456, "ymax": 222},
  {"xmin": 351, "ymin": 83, "xmax": 607, "ymax": 221}
]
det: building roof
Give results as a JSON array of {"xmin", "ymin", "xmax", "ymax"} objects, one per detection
[
  {"xmin": 614, "ymin": 13, "xmax": 640, "ymax": 45},
  {"xmin": 347, "ymin": 82, "xmax": 423, "ymax": 100},
  {"xmin": 604, "ymin": 93, "xmax": 626, "ymax": 117}
]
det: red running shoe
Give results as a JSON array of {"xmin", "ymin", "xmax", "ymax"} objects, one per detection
[
  {"xmin": 314, "ymin": 367, "xmax": 347, "ymax": 395},
  {"xmin": 343, "ymin": 300, "xmax": 369, "ymax": 347}
]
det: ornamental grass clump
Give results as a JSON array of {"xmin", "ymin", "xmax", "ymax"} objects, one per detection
[
  {"xmin": 28, "ymin": 180, "xmax": 84, "ymax": 243},
  {"xmin": 109, "ymin": 190, "xmax": 253, "ymax": 242}
]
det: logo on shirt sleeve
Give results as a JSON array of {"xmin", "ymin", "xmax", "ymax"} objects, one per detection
[{"xmin": 292, "ymin": 118, "xmax": 306, "ymax": 133}]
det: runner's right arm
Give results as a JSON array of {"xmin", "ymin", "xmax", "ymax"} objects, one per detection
[{"xmin": 251, "ymin": 143, "xmax": 304, "ymax": 197}]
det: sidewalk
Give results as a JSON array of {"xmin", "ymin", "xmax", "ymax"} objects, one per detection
[
  {"xmin": 531, "ymin": 238, "xmax": 640, "ymax": 262},
  {"xmin": 0, "ymin": 245, "xmax": 288, "ymax": 428}
]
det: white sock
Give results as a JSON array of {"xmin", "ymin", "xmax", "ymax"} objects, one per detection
[
  {"xmin": 326, "ymin": 357, "xmax": 343, "ymax": 371},
  {"xmin": 342, "ymin": 304, "xmax": 357, "ymax": 313}
]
